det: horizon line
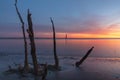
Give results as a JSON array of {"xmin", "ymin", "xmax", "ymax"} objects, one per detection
[{"xmin": 0, "ymin": 37, "xmax": 120, "ymax": 39}]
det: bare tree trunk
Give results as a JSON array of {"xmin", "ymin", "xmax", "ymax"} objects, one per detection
[
  {"xmin": 14, "ymin": 0, "xmax": 29, "ymax": 71},
  {"xmin": 50, "ymin": 18, "xmax": 59, "ymax": 69},
  {"xmin": 27, "ymin": 9, "xmax": 38, "ymax": 75},
  {"xmin": 75, "ymin": 46, "xmax": 94, "ymax": 67},
  {"xmin": 65, "ymin": 34, "xmax": 67, "ymax": 39}
]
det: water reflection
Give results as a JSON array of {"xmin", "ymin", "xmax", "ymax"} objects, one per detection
[{"xmin": 0, "ymin": 39, "xmax": 120, "ymax": 58}]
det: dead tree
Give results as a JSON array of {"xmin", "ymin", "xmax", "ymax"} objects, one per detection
[
  {"xmin": 27, "ymin": 9, "xmax": 38, "ymax": 75},
  {"xmin": 42, "ymin": 63, "xmax": 48, "ymax": 80},
  {"xmin": 75, "ymin": 46, "xmax": 94, "ymax": 67},
  {"xmin": 65, "ymin": 34, "xmax": 67, "ymax": 39},
  {"xmin": 50, "ymin": 18, "xmax": 59, "ymax": 69},
  {"xmin": 14, "ymin": 0, "xmax": 29, "ymax": 71}
]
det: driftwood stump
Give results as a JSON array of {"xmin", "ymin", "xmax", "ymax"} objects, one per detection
[
  {"xmin": 50, "ymin": 18, "xmax": 59, "ymax": 69},
  {"xmin": 27, "ymin": 9, "xmax": 39, "ymax": 75},
  {"xmin": 75, "ymin": 46, "xmax": 94, "ymax": 67},
  {"xmin": 14, "ymin": 0, "xmax": 29, "ymax": 71}
]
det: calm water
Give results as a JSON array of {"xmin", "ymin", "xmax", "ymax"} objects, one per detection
[
  {"xmin": 0, "ymin": 39, "xmax": 120, "ymax": 80},
  {"xmin": 0, "ymin": 39, "xmax": 120, "ymax": 58}
]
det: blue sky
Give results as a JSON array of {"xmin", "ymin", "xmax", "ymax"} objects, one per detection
[{"xmin": 1, "ymin": 0, "xmax": 120, "ymax": 38}]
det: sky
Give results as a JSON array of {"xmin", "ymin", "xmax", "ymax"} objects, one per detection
[{"xmin": 1, "ymin": 0, "xmax": 120, "ymax": 38}]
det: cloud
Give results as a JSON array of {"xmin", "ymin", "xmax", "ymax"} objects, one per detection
[
  {"xmin": 1, "ymin": 14, "xmax": 120, "ymax": 38},
  {"xmin": 53, "ymin": 15, "xmax": 106, "ymax": 34},
  {"xmin": 107, "ymin": 23, "xmax": 120, "ymax": 30}
]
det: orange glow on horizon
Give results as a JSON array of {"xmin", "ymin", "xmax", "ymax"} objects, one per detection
[
  {"xmin": 67, "ymin": 33, "xmax": 120, "ymax": 38},
  {"xmin": 35, "ymin": 24, "xmax": 120, "ymax": 38},
  {"xmin": 35, "ymin": 32, "xmax": 120, "ymax": 38}
]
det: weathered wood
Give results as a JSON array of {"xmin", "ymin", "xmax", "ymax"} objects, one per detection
[
  {"xmin": 14, "ymin": 0, "xmax": 29, "ymax": 71},
  {"xmin": 65, "ymin": 34, "xmax": 67, "ymax": 39},
  {"xmin": 50, "ymin": 17, "xmax": 59, "ymax": 69},
  {"xmin": 27, "ymin": 9, "xmax": 38, "ymax": 75},
  {"xmin": 41, "ymin": 63, "xmax": 48, "ymax": 80},
  {"xmin": 75, "ymin": 46, "xmax": 94, "ymax": 67},
  {"xmin": 5, "ymin": 64, "xmax": 47, "ymax": 77}
]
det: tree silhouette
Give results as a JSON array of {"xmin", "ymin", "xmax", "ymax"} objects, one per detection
[
  {"xmin": 27, "ymin": 9, "xmax": 39, "ymax": 75},
  {"xmin": 14, "ymin": 0, "xmax": 29, "ymax": 72},
  {"xmin": 50, "ymin": 17, "xmax": 59, "ymax": 69}
]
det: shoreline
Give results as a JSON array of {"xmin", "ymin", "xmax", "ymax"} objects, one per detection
[{"xmin": 0, "ymin": 55, "xmax": 120, "ymax": 80}]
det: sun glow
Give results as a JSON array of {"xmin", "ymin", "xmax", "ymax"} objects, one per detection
[
  {"xmin": 35, "ymin": 23, "xmax": 120, "ymax": 38},
  {"xmin": 35, "ymin": 32, "xmax": 120, "ymax": 38},
  {"xmin": 68, "ymin": 32, "xmax": 120, "ymax": 38}
]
